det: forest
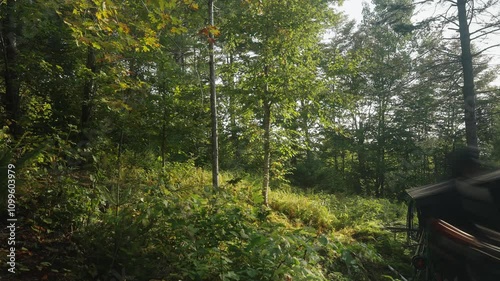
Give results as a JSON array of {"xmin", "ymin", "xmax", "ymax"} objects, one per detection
[{"xmin": 0, "ymin": 0, "xmax": 499, "ymax": 280}]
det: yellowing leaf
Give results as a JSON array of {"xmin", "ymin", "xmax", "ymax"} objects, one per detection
[
  {"xmin": 208, "ymin": 25, "xmax": 221, "ymax": 37},
  {"xmin": 118, "ymin": 23, "xmax": 130, "ymax": 34},
  {"xmin": 157, "ymin": 23, "xmax": 166, "ymax": 30},
  {"xmin": 170, "ymin": 26, "xmax": 185, "ymax": 34},
  {"xmin": 144, "ymin": 35, "xmax": 159, "ymax": 48},
  {"xmin": 91, "ymin": 42, "xmax": 102, "ymax": 49},
  {"xmin": 119, "ymin": 82, "xmax": 128, "ymax": 89}
]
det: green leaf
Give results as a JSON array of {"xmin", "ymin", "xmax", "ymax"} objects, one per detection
[
  {"xmin": 224, "ymin": 271, "xmax": 240, "ymax": 280},
  {"xmin": 318, "ymin": 235, "xmax": 328, "ymax": 246},
  {"xmin": 91, "ymin": 42, "xmax": 101, "ymax": 50}
]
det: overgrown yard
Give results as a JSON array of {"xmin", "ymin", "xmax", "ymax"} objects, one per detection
[{"xmin": 1, "ymin": 161, "xmax": 412, "ymax": 281}]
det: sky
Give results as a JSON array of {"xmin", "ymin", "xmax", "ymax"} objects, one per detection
[
  {"xmin": 335, "ymin": 0, "xmax": 500, "ymax": 86},
  {"xmin": 338, "ymin": 0, "xmax": 365, "ymax": 23}
]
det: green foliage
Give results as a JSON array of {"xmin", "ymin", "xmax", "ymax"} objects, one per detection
[
  {"xmin": 328, "ymin": 195, "xmax": 407, "ymax": 230},
  {"xmin": 70, "ymin": 161, "xmax": 334, "ymax": 280},
  {"xmin": 0, "ymin": 132, "xmax": 48, "ymax": 220},
  {"xmin": 290, "ymin": 155, "xmax": 348, "ymax": 191},
  {"xmin": 270, "ymin": 189, "xmax": 338, "ymax": 231},
  {"xmin": 3, "ymin": 0, "xmax": 498, "ymax": 203},
  {"xmin": 2, "ymin": 0, "xmax": 499, "ymax": 279},
  {"xmin": 13, "ymin": 158, "xmax": 412, "ymax": 281}
]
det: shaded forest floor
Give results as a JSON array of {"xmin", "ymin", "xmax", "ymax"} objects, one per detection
[{"xmin": 1, "ymin": 162, "xmax": 414, "ymax": 281}]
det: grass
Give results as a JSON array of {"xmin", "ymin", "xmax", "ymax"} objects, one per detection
[
  {"xmin": 1, "ymin": 159, "xmax": 413, "ymax": 281},
  {"xmin": 269, "ymin": 190, "xmax": 338, "ymax": 231}
]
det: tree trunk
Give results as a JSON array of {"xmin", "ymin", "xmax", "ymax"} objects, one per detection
[
  {"xmin": 300, "ymin": 99, "xmax": 312, "ymax": 161},
  {"xmin": 341, "ymin": 151, "xmax": 345, "ymax": 179},
  {"xmin": 161, "ymin": 102, "xmax": 167, "ymax": 167},
  {"xmin": 334, "ymin": 153, "xmax": 339, "ymax": 171},
  {"xmin": 161, "ymin": 123, "xmax": 166, "ymax": 167},
  {"xmin": 2, "ymin": 0, "xmax": 21, "ymax": 138},
  {"xmin": 80, "ymin": 46, "xmax": 96, "ymax": 143},
  {"xmin": 375, "ymin": 147, "xmax": 386, "ymax": 197},
  {"xmin": 208, "ymin": 0, "xmax": 219, "ymax": 189},
  {"xmin": 159, "ymin": 65, "xmax": 169, "ymax": 168},
  {"xmin": 355, "ymin": 121, "xmax": 365, "ymax": 194},
  {"xmin": 229, "ymin": 53, "xmax": 240, "ymax": 162},
  {"xmin": 263, "ymin": 99, "xmax": 271, "ymax": 206},
  {"xmin": 457, "ymin": 0, "xmax": 479, "ymax": 154},
  {"xmin": 376, "ymin": 90, "xmax": 388, "ymax": 197},
  {"xmin": 262, "ymin": 65, "xmax": 271, "ymax": 206}
]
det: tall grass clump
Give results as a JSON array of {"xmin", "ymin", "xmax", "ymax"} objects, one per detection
[{"xmin": 269, "ymin": 189, "xmax": 338, "ymax": 231}]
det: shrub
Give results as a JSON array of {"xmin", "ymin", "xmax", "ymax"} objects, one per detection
[{"xmin": 270, "ymin": 190, "xmax": 338, "ymax": 231}]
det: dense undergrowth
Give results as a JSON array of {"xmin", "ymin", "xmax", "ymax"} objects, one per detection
[{"xmin": 1, "ymin": 152, "xmax": 413, "ymax": 281}]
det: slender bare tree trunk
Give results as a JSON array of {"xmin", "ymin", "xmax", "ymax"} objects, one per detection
[
  {"xmin": 375, "ymin": 94, "xmax": 387, "ymax": 197},
  {"xmin": 262, "ymin": 66, "xmax": 271, "ymax": 206},
  {"xmin": 457, "ymin": 0, "xmax": 479, "ymax": 154},
  {"xmin": 355, "ymin": 121, "xmax": 365, "ymax": 194},
  {"xmin": 208, "ymin": 0, "xmax": 219, "ymax": 189},
  {"xmin": 262, "ymin": 100, "xmax": 271, "ymax": 206},
  {"xmin": 228, "ymin": 54, "xmax": 240, "ymax": 163}
]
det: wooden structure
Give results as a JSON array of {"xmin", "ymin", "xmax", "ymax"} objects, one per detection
[{"xmin": 406, "ymin": 170, "xmax": 500, "ymax": 280}]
